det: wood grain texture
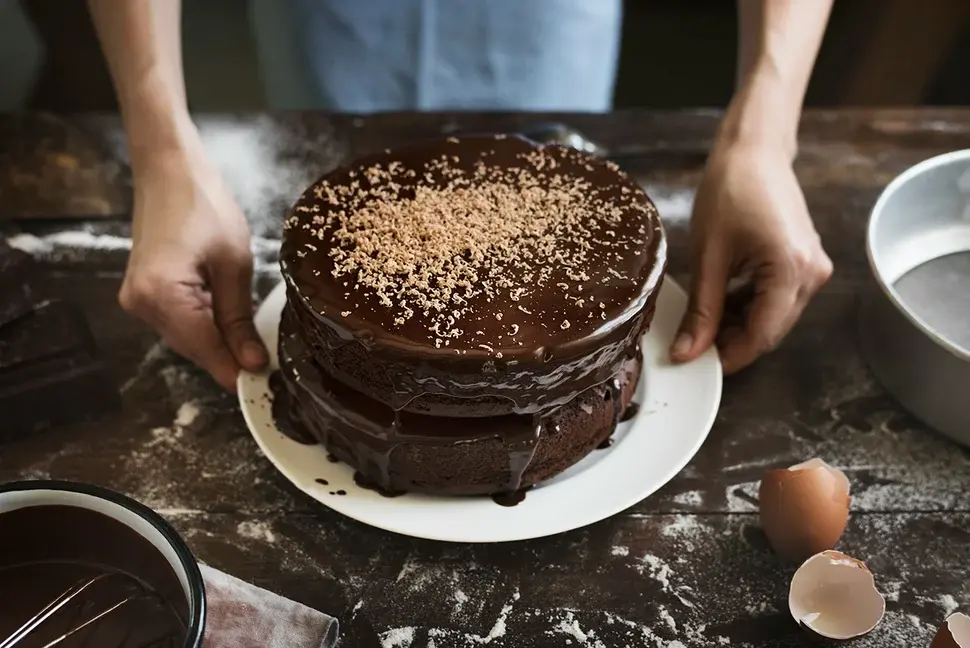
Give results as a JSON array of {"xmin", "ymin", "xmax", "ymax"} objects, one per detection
[{"xmin": 1, "ymin": 110, "xmax": 969, "ymax": 647}]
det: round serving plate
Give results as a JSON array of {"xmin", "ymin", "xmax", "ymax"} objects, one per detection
[{"xmin": 239, "ymin": 278, "xmax": 721, "ymax": 543}]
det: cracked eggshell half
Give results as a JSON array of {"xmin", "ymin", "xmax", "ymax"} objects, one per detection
[
  {"xmin": 932, "ymin": 613, "xmax": 970, "ymax": 648},
  {"xmin": 759, "ymin": 458, "xmax": 850, "ymax": 561},
  {"xmin": 789, "ymin": 550, "xmax": 885, "ymax": 640}
]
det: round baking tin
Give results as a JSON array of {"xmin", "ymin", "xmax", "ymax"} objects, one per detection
[{"xmin": 860, "ymin": 149, "xmax": 970, "ymax": 447}]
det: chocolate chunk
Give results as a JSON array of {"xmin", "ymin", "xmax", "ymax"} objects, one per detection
[
  {"xmin": 0, "ymin": 237, "xmax": 37, "ymax": 329},
  {"xmin": 0, "ymin": 300, "xmax": 119, "ymax": 441}
]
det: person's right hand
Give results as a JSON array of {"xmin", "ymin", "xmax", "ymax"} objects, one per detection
[{"xmin": 120, "ymin": 147, "xmax": 267, "ymax": 391}]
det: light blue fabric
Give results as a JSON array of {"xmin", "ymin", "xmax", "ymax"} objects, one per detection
[{"xmin": 249, "ymin": 0, "xmax": 623, "ymax": 113}]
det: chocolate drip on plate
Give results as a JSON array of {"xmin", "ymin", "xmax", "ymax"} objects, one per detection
[
  {"xmin": 621, "ymin": 402, "xmax": 640, "ymax": 422},
  {"xmin": 491, "ymin": 487, "xmax": 532, "ymax": 507}
]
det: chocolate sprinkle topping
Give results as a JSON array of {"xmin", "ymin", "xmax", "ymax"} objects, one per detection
[{"xmin": 282, "ymin": 134, "xmax": 665, "ymax": 356}]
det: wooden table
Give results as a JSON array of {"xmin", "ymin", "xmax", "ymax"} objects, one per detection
[{"xmin": 2, "ymin": 110, "xmax": 969, "ymax": 647}]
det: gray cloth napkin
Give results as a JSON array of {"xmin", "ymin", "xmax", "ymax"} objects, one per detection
[{"xmin": 200, "ymin": 564, "xmax": 339, "ymax": 648}]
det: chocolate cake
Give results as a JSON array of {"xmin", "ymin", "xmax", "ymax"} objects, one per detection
[{"xmin": 278, "ymin": 134, "xmax": 667, "ymax": 496}]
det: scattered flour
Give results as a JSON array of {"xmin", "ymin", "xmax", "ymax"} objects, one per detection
[
  {"xmin": 9, "ymin": 117, "xmax": 345, "ymax": 283},
  {"xmin": 744, "ymin": 601, "xmax": 775, "ymax": 616},
  {"xmin": 120, "ymin": 342, "xmax": 168, "ymax": 394},
  {"xmin": 174, "ymin": 401, "xmax": 201, "ymax": 428},
  {"xmin": 8, "ymin": 224, "xmax": 281, "ymax": 279},
  {"xmin": 672, "ymin": 491, "xmax": 703, "ymax": 507},
  {"xmin": 725, "ymin": 482, "xmax": 760, "ymax": 513},
  {"xmin": 155, "ymin": 508, "xmax": 204, "ymax": 517},
  {"xmin": 194, "ymin": 115, "xmax": 343, "ymax": 238},
  {"xmin": 939, "ymin": 594, "xmax": 960, "ymax": 617},
  {"xmin": 453, "ymin": 590, "xmax": 469, "ymax": 616},
  {"xmin": 399, "ymin": 591, "xmax": 520, "ymax": 646},
  {"xmin": 145, "ymin": 426, "xmax": 183, "ymax": 449},
  {"xmin": 881, "ymin": 578, "xmax": 904, "ymax": 603},
  {"xmin": 636, "ymin": 554, "xmax": 694, "ymax": 609},
  {"xmin": 794, "ymin": 353, "xmax": 970, "ymax": 512},
  {"xmin": 638, "ymin": 555, "xmax": 673, "ymax": 589},
  {"xmin": 550, "ymin": 611, "xmax": 606, "ymax": 648},
  {"xmin": 611, "ymin": 546, "xmax": 629, "ymax": 557},
  {"xmin": 643, "ymin": 185, "xmax": 695, "ymax": 228},
  {"xmin": 236, "ymin": 520, "xmax": 277, "ymax": 544},
  {"xmin": 379, "ymin": 626, "xmax": 415, "ymax": 648},
  {"xmin": 475, "ymin": 591, "xmax": 518, "ymax": 643},
  {"xmin": 662, "ymin": 515, "xmax": 702, "ymax": 538},
  {"xmin": 602, "ymin": 611, "xmax": 668, "ymax": 647},
  {"xmin": 658, "ymin": 606, "xmax": 677, "ymax": 632},
  {"xmin": 395, "ymin": 557, "xmax": 450, "ymax": 594},
  {"xmin": 396, "ymin": 558, "xmax": 420, "ymax": 583},
  {"xmin": 7, "ymin": 228, "xmax": 132, "ymax": 254}
]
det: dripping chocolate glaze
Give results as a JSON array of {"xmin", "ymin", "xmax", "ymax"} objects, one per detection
[
  {"xmin": 491, "ymin": 487, "xmax": 532, "ymax": 507},
  {"xmin": 269, "ymin": 370, "xmax": 314, "ymax": 445},
  {"xmin": 275, "ymin": 310, "xmax": 546, "ymax": 496},
  {"xmin": 280, "ymin": 134, "xmax": 666, "ymax": 417},
  {"xmin": 352, "ymin": 471, "xmax": 406, "ymax": 498},
  {"xmin": 273, "ymin": 307, "xmax": 641, "ymax": 496},
  {"xmin": 621, "ymin": 402, "xmax": 640, "ymax": 422}
]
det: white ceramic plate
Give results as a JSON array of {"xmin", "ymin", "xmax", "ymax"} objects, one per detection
[{"xmin": 239, "ymin": 279, "xmax": 721, "ymax": 543}]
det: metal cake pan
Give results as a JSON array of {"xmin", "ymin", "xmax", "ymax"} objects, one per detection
[{"xmin": 860, "ymin": 150, "xmax": 970, "ymax": 447}]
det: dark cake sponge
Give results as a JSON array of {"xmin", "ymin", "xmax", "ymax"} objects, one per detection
[{"xmin": 276, "ymin": 305, "xmax": 641, "ymax": 496}]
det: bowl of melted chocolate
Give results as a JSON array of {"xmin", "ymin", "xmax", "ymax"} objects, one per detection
[{"xmin": 0, "ymin": 480, "xmax": 205, "ymax": 648}]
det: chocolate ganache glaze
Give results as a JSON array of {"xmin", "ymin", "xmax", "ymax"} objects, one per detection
[
  {"xmin": 280, "ymin": 134, "xmax": 667, "ymax": 418},
  {"xmin": 275, "ymin": 304, "xmax": 642, "ymax": 495}
]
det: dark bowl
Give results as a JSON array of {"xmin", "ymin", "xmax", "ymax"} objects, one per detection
[{"xmin": 0, "ymin": 479, "xmax": 206, "ymax": 647}]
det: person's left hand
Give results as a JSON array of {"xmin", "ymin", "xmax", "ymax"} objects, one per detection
[{"xmin": 670, "ymin": 141, "xmax": 833, "ymax": 374}]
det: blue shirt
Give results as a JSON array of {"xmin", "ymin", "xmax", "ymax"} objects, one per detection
[{"xmin": 249, "ymin": 0, "xmax": 623, "ymax": 113}]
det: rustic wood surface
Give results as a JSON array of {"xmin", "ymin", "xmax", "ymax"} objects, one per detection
[{"xmin": 2, "ymin": 110, "xmax": 970, "ymax": 647}]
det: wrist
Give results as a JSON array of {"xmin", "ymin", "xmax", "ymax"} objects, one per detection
[
  {"xmin": 120, "ymin": 71, "xmax": 202, "ymax": 173},
  {"xmin": 714, "ymin": 62, "xmax": 801, "ymax": 161}
]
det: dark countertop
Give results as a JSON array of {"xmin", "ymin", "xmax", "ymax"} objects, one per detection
[{"xmin": 1, "ymin": 110, "xmax": 969, "ymax": 647}]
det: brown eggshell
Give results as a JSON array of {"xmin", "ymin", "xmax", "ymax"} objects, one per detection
[
  {"xmin": 932, "ymin": 613, "xmax": 970, "ymax": 648},
  {"xmin": 789, "ymin": 550, "xmax": 885, "ymax": 640},
  {"xmin": 759, "ymin": 458, "xmax": 851, "ymax": 562}
]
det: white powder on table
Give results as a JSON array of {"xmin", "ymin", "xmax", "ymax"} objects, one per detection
[
  {"xmin": 643, "ymin": 185, "xmax": 695, "ymax": 228},
  {"xmin": 379, "ymin": 626, "xmax": 415, "ymax": 648},
  {"xmin": 8, "ymin": 228, "xmax": 132, "ymax": 254},
  {"xmin": 672, "ymin": 491, "xmax": 703, "ymax": 507},
  {"xmin": 939, "ymin": 594, "xmax": 960, "ymax": 616},
  {"xmin": 11, "ymin": 117, "xmax": 344, "ymax": 283},
  {"xmin": 549, "ymin": 611, "xmax": 607, "ymax": 648},
  {"xmin": 662, "ymin": 514, "xmax": 702, "ymax": 538},
  {"xmin": 174, "ymin": 401, "xmax": 201, "ymax": 428},
  {"xmin": 236, "ymin": 520, "xmax": 277, "ymax": 544}
]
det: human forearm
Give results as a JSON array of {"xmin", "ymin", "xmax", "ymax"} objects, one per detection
[
  {"xmin": 87, "ymin": 0, "xmax": 198, "ymax": 172},
  {"xmin": 717, "ymin": 0, "xmax": 834, "ymax": 157}
]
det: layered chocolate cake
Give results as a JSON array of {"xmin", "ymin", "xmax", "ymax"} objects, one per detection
[{"xmin": 277, "ymin": 134, "xmax": 666, "ymax": 496}]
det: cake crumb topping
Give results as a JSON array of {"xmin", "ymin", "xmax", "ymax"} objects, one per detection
[{"xmin": 287, "ymin": 137, "xmax": 659, "ymax": 348}]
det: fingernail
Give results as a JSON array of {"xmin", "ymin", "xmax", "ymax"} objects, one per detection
[
  {"xmin": 241, "ymin": 340, "xmax": 267, "ymax": 368},
  {"xmin": 672, "ymin": 332, "xmax": 693, "ymax": 359}
]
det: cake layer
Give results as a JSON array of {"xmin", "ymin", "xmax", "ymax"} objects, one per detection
[
  {"xmin": 275, "ymin": 306, "xmax": 641, "ymax": 496},
  {"xmin": 280, "ymin": 134, "xmax": 665, "ymax": 416}
]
